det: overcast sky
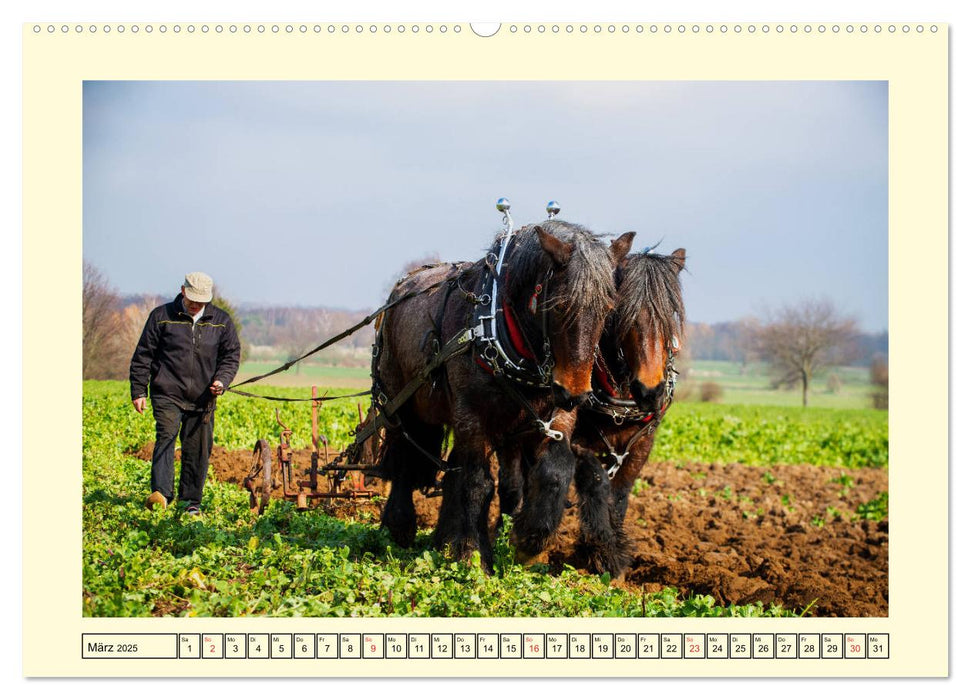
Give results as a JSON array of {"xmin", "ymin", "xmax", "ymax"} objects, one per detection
[{"xmin": 83, "ymin": 81, "xmax": 888, "ymax": 331}]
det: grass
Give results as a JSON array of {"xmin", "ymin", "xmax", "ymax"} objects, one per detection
[
  {"xmin": 684, "ymin": 360, "xmax": 878, "ymax": 409},
  {"xmin": 236, "ymin": 362, "xmax": 371, "ymax": 389}
]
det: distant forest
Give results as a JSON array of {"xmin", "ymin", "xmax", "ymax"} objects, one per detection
[{"xmin": 687, "ymin": 320, "xmax": 888, "ymax": 367}]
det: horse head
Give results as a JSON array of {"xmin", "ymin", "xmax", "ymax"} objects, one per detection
[
  {"xmin": 503, "ymin": 223, "xmax": 633, "ymax": 409},
  {"xmin": 609, "ymin": 247, "xmax": 686, "ymax": 414}
]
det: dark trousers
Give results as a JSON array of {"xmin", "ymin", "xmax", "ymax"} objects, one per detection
[{"xmin": 150, "ymin": 396, "xmax": 214, "ymax": 508}]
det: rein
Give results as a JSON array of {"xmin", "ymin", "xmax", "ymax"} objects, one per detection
[{"xmin": 225, "ymin": 264, "xmax": 465, "ymax": 401}]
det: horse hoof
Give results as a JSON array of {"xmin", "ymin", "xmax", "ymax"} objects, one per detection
[
  {"xmin": 380, "ymin": 513, "xmax": 417, "ymax": 548},
  {"xmin": 385, "ymin": 526, "xmax": 416, "ymax": 549}
]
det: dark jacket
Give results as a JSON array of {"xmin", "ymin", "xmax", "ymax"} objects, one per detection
[{"xmin": 129, "ymin": 294, "xmax": 241, "ymax": 409}]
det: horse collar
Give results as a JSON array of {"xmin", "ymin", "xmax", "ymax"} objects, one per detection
[{"xmin": 471, "ymin": 235, "xmax": 555, "ymax": 388}]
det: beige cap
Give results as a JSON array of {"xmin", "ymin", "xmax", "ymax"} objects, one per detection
[{"xmin": 183, "ymin": 272, "xmax": 214, "ymax": 303}]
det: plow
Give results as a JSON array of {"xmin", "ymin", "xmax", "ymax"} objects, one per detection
[{"xmin": 243, "ymin": 386, "xmax": 382, "ymax": 514}]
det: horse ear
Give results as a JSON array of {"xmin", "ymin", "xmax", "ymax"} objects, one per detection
[
  {"xmin": 670, "ymin": 248, "xmax": 686, "ymax": 272},
  {"xmin": 536, "ymin": 226, "xmax": 574, "ymax": 267},
  {"xmin": 610, "ymin": 231, "xmax": 636, "ymax": 265}
]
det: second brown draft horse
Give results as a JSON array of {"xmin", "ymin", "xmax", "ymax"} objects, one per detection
[{"xmin": 572, "ymin": 247, "xmax": 686, "ymax": 577}]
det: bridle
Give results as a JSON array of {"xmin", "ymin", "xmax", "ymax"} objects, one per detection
[{"xmin": 586, "ymin": 332, "xmax": 680, "ymax": 480}]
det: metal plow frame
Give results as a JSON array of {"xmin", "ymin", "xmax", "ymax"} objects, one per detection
[{"xmin": 244, "ymin": 386, "xmax": 381, "ymax": 514}]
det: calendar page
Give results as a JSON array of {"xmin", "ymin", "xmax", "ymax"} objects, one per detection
[{"xmin": 21, "ymin": 19, "xmax": 946, "ymax": 677}]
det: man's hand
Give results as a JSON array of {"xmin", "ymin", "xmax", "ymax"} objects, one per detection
[
  {"xmin": 133, "ymin": 397, "xmax": 147, "ymax": 414},
  {"xmin": 210, "ymin": 380, "xmax": 225, "ymax": 396}
]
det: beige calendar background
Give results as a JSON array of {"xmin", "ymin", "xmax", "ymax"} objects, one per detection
[{"xmin": 22, "ymin": 21, "xmax": 947, "ymax": 677}]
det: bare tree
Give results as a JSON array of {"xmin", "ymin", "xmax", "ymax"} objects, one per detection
[
  {"xmin": 752, "ymin": 299, "xmax": 859, "ymax": 407},
  {"xmin": 82, "ymin": 262, "xmax": 128, "ymax": 379}
]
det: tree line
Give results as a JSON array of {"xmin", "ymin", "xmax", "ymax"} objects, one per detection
[{"xmin": 83, "ymin": 262, "xmax": 888, "ymax": 408}]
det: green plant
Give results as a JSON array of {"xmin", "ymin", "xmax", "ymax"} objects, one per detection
[
  {"xmin": 855, "ymin": 492, "xmax": 889, "ymax": 522},
  {"xmin": 831, "ymin": 472, "xmax": 855, "ymax": 497}
]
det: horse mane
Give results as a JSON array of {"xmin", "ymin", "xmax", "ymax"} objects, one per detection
[
  {"xmin": 614, "ymin": 252, "xmax": 686, "ymax": 345},
  {"xmin": 499, "ymin": 221, "xmax": 616, "ymax": 327}
]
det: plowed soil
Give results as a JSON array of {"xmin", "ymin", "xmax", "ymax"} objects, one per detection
[{"xmin": 138, "ymin": 443, "xmax": 888, "ymax": 616}]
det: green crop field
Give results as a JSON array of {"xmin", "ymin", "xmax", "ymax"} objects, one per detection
[
  {"xmin": 653, "ymin": 403, "xmax": 887, "ymax": 468},
  {"xmin": 82, "ymin": 380, "xmax": 886, "ymax": 617}
]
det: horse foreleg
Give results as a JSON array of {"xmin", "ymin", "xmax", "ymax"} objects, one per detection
[
  {"xmin": 511, "ymin": 438, "xmax": 575, "ymax": 561},
  {"xmin": 496, "ymin": 445, "xmax": 524, "ymax": 517},
  {"xmin": 379, "ymin": 422, "xmax": 443, "ymax": 548},
  {"xmin": 379, "ymin": 433, "xmax": 418, "ymax": 547},
  {"xmin": 434, "ymin": 438, "xmax": 495, "ymax": 573},
  {"xmin": 574, "ymin": 447, "xmax": 632, "ymax": 578}
]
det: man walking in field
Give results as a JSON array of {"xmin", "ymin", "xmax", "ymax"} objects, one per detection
[{"xmin": 129, "ymin": 272, "xmax": 241, "ymax": 516}]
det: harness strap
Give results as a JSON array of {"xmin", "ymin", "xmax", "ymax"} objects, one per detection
[
  {"xmin": 354, "ymin": 326, "xmax": 474, "ymax": 447},
  {"xmin": 593, "ymin": 353, "xmax": 618, "ymax": 398},
  {"xmin": 596, "ymin": 419, "xmax": 658, "ymax": 480},
  {"xmin": 501, "ymin": 300, "xmax": 535, "ymax": 360},
  {"xmin": 398, "ymin": 425, "xmax": 462, "ymax": 474},
  {"xmin": 492, "ymin": 373, "xmax": 564, "ymax": 442}
]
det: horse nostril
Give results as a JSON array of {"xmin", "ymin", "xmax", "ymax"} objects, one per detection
[{"xmin": 631, "ymin": 380, "xmax": 662, "ymax": 411}]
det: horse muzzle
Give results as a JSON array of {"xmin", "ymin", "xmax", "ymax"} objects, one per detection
[
  {"xmin": 552, "ymin": 383, "xmax": 591, "ymax": 411},
  {"xmin": 630, "ymin": 380, "xmax": 666, "ymax": 413}
]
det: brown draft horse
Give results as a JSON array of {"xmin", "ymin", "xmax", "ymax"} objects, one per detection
[
  {"xmin": 372, "ymin": 222, "xmax": 633, "ymax": 571},
  {"xmin": 571, "ymin": 247, "xmax": 686, "ymax": 577}
]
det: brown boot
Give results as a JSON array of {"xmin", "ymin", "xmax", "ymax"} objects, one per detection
[{"xmin": 145, "ymin": 491, "xmax": 167, "ymax": 510}]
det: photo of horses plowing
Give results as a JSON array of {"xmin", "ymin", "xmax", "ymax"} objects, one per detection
[{"xmin": 98, "ymin": 201, "xmax": 887, "ymax": 618}]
